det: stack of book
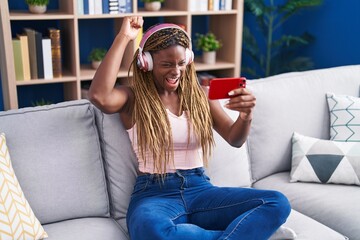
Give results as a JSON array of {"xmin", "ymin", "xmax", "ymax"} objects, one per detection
[
  {"xmin": 79, "ymin": 0, "xmax": 132, "ymax": 15},
  {"xmin": 12, "ymin": 28, "xmax": 62, "ymax": 81},
  {"xmin": 190, "ymin": 0, "xmax": 233, "ymax": 11},
  {"xmin": 197, "ymin": 72, "xmax": 217, "ymax": 86}
]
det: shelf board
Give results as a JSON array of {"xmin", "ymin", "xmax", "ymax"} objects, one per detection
[
  {"xmin": 9, "ymin": 11, "xmax": 74, "ymax": 20},
  {"xmin": 16, "ymin": 76, "xmax": 77, "ymax": 86},
  {"xmin": 190, "ymin": 10, "xmax": 238, "ymax": 16},
  {"xmin": 194, "ymin": 60, "xmax": 235, "ymax": 71},
  {"xmin": 138, "ymin": 9, "xmax": 188, "ymax": 16},
  {"xmin": 80, "ymin": 64, "xmax": 131, "ymax": 81}
]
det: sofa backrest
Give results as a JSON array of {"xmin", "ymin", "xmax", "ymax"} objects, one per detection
[
  {"xmin": 0, "ymin": 100, "xmax": 110, "ymax": 224},
  {"xmin": 93, "ymin": 107, "xmax": 138, "ymax": 235},
  {"xmin": 247, "ymin": 65, "xmax": 360, "ymax": 182}
]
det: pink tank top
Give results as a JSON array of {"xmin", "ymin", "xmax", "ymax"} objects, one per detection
[{"xmin": 126, "ymin": 109, "xmax": 203, "ymax": 174}]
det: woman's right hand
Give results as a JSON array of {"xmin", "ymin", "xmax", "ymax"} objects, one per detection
[{"xmin": 119, "ymin": 16, "xmax": 144, "ymax": 41}]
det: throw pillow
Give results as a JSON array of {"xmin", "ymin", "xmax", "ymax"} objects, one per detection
[
  {"xmin": 290, "ymin": 132, "xmax": 360, "ymax": 185},
  {"xmin": 326, "ymin": 93, "xmax": 360, "ymax": 142},
  {"xmin": 0, "ymin": 133, "xmax": 48, "ymax": 239}
]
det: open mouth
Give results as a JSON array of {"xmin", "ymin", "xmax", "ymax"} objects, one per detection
[{"xmin": 166, "ymin": 77, "xmax": 179, "ymax": 85}]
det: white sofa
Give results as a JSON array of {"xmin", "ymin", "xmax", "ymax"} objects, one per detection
[
  {"xmin": 0, "ymin": 65, "xmax": 358, "ymax": 239},
  {"xmin": 208, "ymin": 65, "xmax": 360, "ymax": 240}
]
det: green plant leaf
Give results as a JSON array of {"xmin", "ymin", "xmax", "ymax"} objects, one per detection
[
  {"xmin": 280, "ymin": 0, "xmax": 323, "ymax": 22},
  {"xmin": 244, "ymin": 0, "xmax": 267, "ymax": 17},
  {"xmin": 25, "ymin": 0, "xmax": 49, "ymax": 5},
  {"xmin": 88, "ymin": 48, "xmax": 107, "ymax": 62},
  {"xmin": 195, "ymin": 32, "xmax": 222, "ymax": 52}
]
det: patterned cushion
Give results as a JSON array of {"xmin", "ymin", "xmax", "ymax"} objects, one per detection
[
  {"xmin": 0, "ymin": 133, "xmax": 48, "ymax": 239},
  {"xmin": 290, "ymin": 132, "xmax": 360, "ymax": 185},
  {"xmin": 326, "ymin": 93, "xmax": 360, "ymax": 142}
]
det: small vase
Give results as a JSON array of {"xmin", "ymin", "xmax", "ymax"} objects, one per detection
[
  {"xmin": 91, "ymin": 61, "xmax": 101, "ymax": 69},
  {"xmin": 144, "ymin": 2, "xmax": 161, "ymax": 11},
  {"xmin": 202, "ymin": 51, "xmax": 216, "ymax": 64},
  {"xmin": 28, "ymin": 5, "xmax": 47, "ymax": 14}
]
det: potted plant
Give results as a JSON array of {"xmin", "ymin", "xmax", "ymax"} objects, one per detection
[
  {"xmin": 25, "ymin": 0, "xmax": 49, "ymax": 14},
  {"xmin": 195, "ymin": 32, "xmax": 222, "ymax": 64},
  {"xmin": 88, "ymin": 48, "xmax": 107, "ymax": 69},
  {"xmin": 142, "ymin": 0, "xmax": 164, "ymax": 11}
]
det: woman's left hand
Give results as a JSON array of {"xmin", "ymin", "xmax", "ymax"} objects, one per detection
[{"xmin": 224, "ymin": 88, "xmax": 256, "ymax": 120}]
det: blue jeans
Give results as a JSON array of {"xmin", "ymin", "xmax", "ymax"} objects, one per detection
[{"xmin": 127, "ymin": 168, "xmax": 291, "ymax": 240}]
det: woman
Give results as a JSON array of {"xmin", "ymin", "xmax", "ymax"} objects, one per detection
[{"xmin": 89, "ymin": 16, "xmax": 291, "ymax": 240}]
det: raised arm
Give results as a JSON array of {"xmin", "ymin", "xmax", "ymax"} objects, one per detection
[
  {"xmin": 88, "ymin": 16, "xmax": 143, "ymax": 114},
  {"xmin": 208, "ymin": 87, "xmax": 256, "ymax": 148}
]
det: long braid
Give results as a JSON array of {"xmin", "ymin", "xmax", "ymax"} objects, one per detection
[{"xmin": 129, "ymin": 27, "xmax": 214, "ymax": 175}]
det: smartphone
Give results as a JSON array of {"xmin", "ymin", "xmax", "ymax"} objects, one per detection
[{"xmin": 208, "ymin": 77, "xmax": 246, "ymax": 100}]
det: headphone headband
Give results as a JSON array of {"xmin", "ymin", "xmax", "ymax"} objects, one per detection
[
  {"xmin": 139, "ymin": 23, "xmax": 191, "ymax": 50},
  {"xmin": 137, "ymin": 23, "xmax": 194, "ymax": 72}
]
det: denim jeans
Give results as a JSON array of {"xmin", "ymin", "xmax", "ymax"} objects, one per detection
[{"xmin": 127, "ymin": 168, "xmax": 291, "ymax": 240}]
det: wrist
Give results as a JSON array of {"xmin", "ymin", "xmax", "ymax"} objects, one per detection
[{"xmin": 239, "ymin": 112, "xmax": 253, "ymax": 121}]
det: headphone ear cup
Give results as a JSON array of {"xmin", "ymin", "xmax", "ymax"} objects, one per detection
[
  {"xmin": 137, "ymin": 51, "xmax": 153, "ymax": 72},
  {"xmin": 185, "ymin": 48, "xmax": 194, "ymax": 65},
  {"xmin": 143, "ymin": 52, "xmax": 153, "ymax": 71}
]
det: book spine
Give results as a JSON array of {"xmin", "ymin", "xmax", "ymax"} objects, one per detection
[
  {"xmin": 125, "ymin": 0, "xmax": 132, "ymax": 13},
  {"xmin": 225, "ymin": 0, "xmax": 232, "ymax": 10},
  {"xmin": 89, "ymin": 0, "xmax": 95, "ymax": 14},
  {"xmin": 24, "ymin": 28, "xmax": 38, "ymax": 79},
  {"xmin": 17, "ymin": 35, "xmax": 31, "ymax": 81},
  {"xmin": 42, "ymin": 38, "xmax": 53, "ymax": 79},
  {"xmin": 94, "ymin": 0, "xmax": 103, "ymax": 14},
  {"xmin": 78, "ymin": 0, "xmax": 84, "ymax": 15},
  {"xmin": 219, "ymin": 0, "xmax": 225, "ymax": 10},
  {"xmin": 12, "ymin": 39, "xmax": 25, "ymax": 81},
  {"xmin": 83, "ymin": 0, "xmax": 89, "ymax": 14},
  {"xmin": 102, "ymin": 0, "xmax": 110, "ymax": 14},
  {"xmin": 213, "ymin": 0, "xmax": 220, "ymax": 10},
  {"xmin": 35, "ymin": 31, "xmax": 44, "ymax": 79},
  {"xmin": 208, "ymin": 0, "xmax": 214, "ymax": 11},
  {"xmin": 118, "ymin": 0, "xmax": 126, "ymax": 13},
  {"xmin": 49, "ymin": 28, "xmax": 62, "ymax": 78}
]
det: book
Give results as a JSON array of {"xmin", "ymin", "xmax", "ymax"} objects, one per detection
[
  {"xmin": 24, "ymin": 28, "xmax": 38, "ymax": 79},
  {"xmin": 88, "ymin": 0, "xmax": 95, "ymax": 14},
  {"xmin": 42, "ymin": 38, "xmax": 53, "ymax": 79},
  {"xmin": 48, "ymin": 28, "xmax": 62, "ymax": 78},
  {"xmin": 94, "ymin": 0, "xmax": 103, "ymax": 14},
  {"xmin": 35, "ymin": 31, "xmax": 44, "ymax": 79},
  {"xmin": 225, "ymin": 0, "xmax": 232, "ymax": 10},
  {"xmin": 125, "ymin": 0, "xmax": 132, "ymax": 13},
  {"xmin": 213, "ymin": 0, "xmax": 220, "ymax": 11},
  {"xmin": 17, "ymin": 34, "xmax": 31, "ymax": 81},
  {"xmin": 84, "ymin": 0, "xmax": 89, "ymax": 14},
  {"xmin": 208, "ymin": 0, "xmax": 214, "ymax": 10},
  {"xmin": 12, "ymin": 39, "xmax": 25, "ymax": 81},
  {"xmin": 102, "ymin": 0, "xmax": 109, "ymax": 14},
  {"xmin": 118, "ymin": 0, "xmax": 126, "ymax": 13},
  {"xmin": 78, "ymin": 0, "xmax": 84, "ymax": 15}
]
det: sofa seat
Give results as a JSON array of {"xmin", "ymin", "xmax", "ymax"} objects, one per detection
[
  {"xmin": 43, "ymin": 217, "xmax": 128, "ymax": 240},
  {"xmin": 253, "ymin": 172, "xmax": 358, "ymax": 240},
  {"xmin": 283, "ymin": 210, "xmax": 347, "ymax": 240}
]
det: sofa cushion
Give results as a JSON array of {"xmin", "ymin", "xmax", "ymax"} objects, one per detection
[
  {"xmin": 0, "ymin": 100, "xmax": 110, "ymax": 224},
  {"xmin": 247, "ymin": 65, "xmax": 360, "ymax": 181},
  {"xmin": 206, "ymin": 99, "xmax": 252, "ymax": 187},
  {"xmin": 43, "ymin": 217, "xmax": 128, "ymax": 240},
  {"xmin": 253, "ymin": 172, "xmax": 358, "ymax": 240},
  {"xmin": 326, "ymin": 93, "xmax": 360, "ymax": 142},
  {"xmin": 283, "ymin": 209, "xmax": 347, "ymax": 240},
  {"xmin": 0, "ymin": 133, "xmax": 48, "ymax": 239},
  {"xmin": 93, "ymin": 107, "xmax": 138, "ymax": 236},
  {"xmin": 291, "ymin": 132, "xmax": 360, "ymax": 185}
]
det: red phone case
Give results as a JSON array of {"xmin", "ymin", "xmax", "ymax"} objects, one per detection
[{"xmin": 208, "ymin": 77, "xmax": 246, "ymax": 100}]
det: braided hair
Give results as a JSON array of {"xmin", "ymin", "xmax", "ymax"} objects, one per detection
[{"xmin": 129, "ymin": 26, "xmax": 214, "ymax": 175}]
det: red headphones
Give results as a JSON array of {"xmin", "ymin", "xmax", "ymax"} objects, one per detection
[{"xmin": 136, "ymin": 23, "xmax": 194, "ymax": 72}]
